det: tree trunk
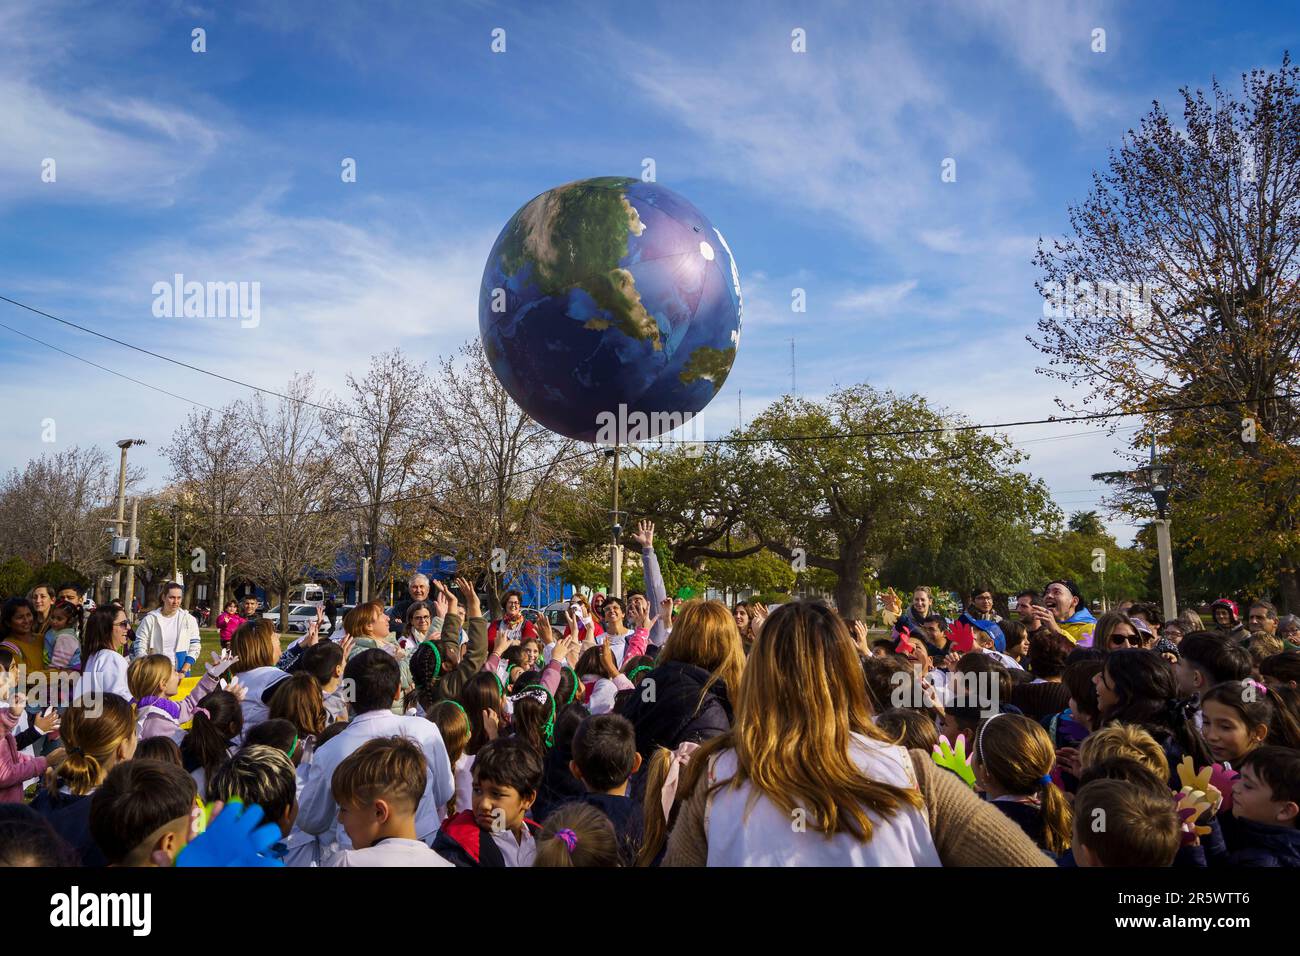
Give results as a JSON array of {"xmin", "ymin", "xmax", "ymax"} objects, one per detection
[
  {"xmin": 1278, "ymin": 564, "xmax": 1300, "ymax": 616},
  {"xmin": 833, "ymin": 550, "xmax": 869, "ymax": 619}
]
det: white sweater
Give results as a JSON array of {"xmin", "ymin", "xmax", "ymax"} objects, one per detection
[{"xmin": 702, "ymin": 734, "xmax": 942, "ymax": 866}]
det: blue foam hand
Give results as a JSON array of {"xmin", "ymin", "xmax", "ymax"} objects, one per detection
[{"xmin": 174, "ymin": 800, "xmax": 284, "ymax": 867}]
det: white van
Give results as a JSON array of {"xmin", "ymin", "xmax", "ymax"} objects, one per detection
[{"xmin": 288, "ymin": 583, "xmax": 325, "ymax": 605}]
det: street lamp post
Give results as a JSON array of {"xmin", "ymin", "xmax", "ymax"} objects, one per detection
[
  {"xmin": 361, "ymin": 538, "xmax": 373, "ymax": 604},
  {"xmin": 608, "ymin": 446, "xmax": 623, "ymax": 600},
  {"xmin": 1143, "ymin": 439, "xmax": 1177, "ymax": 623},
  {"xmin": 109, "ymin": 438, "xmax": 146, "ymax": 600}
]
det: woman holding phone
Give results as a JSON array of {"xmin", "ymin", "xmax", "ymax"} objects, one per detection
[{"xmin": 562, "ymin": 594, "xmax": 603, "ymax": 641}]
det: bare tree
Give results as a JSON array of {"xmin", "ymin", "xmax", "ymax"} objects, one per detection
[
  {"xmin": 0, "ymin": 446, "xmax": 121, "ymax": 579},
  {"xmin": 429, "ymin": 340, "xmax": 583, "ymax": 615},
  {"xmin": 161, "ymin": 402, "xmax": 254, "ymax": 604},
  {"xmin": 322, "ymin": 350, "xmax": 437, "ymax": 598},
  {"xmin": 239, "ymin": 376, "xmax": 346, "ymax": 632}
]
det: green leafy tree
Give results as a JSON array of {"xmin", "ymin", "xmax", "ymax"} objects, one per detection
[
  {"xmin": 0, "ymin": 557, "xmax": 33, "ymax": 599},
  {"xmin": 741, "ymin": 385, "xmax": 1056, "ymax": 618}
]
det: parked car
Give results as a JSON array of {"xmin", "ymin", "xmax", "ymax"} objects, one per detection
[{"xmin": 262, "ymin": 604, "xmax": 334, "ymax": 635}]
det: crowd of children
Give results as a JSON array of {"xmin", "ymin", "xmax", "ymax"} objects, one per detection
[{"xmin": 2, "ymin": 556, "xmax": 1299, "ymax": 868}]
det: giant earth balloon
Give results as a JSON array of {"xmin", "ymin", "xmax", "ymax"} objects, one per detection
[{"xmin": 479, "ymin": 177, "xmax": 742, "ymax": 442}]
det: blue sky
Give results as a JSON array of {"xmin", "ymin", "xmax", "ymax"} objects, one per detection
[{"xmin": 2, "ymin": 0, "xmax": 1297, "ymax": 545}]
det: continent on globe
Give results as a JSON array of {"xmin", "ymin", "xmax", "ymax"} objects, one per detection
[{"xmin": 480, "ymin": 177, "xmax": 742, "ymax": 442}]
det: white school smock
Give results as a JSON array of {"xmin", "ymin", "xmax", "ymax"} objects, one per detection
[
  {"xmin": 76, "ymin": 650, "xmax": 131, "ymax": 704},
  {"xmin": 702, "ymin": 733, "xmax": 941, "ymax": 867}
]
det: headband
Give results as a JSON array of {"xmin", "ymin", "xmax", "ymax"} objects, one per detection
[
  {"xmin": 508, "ymin": 684, "xmax": 555, "ymax": 748},
  {"xmin": 626, "ymin": 665, "xmax": 654, "ymax": 684},
  {"xmin": 974, "ymin": 711, "xmax": 1007, "ymax": 767},
  {"xmin": 415, "ymin": 640, "xmax": 443, "ymax": 689},
  {"xmin": 562, "ymin": 665, "xmax": 578, "ymax": 706},
  {"xmin": 287, "ymin": 734, "xmax": 299, "ymax": 759},
  {"xmin": 555, "ymin": 828, "xmax": 578, "ymax": 853},
  {"xmin": 445, "ymin": 699, "xmax": 469, "ymax": 720}
]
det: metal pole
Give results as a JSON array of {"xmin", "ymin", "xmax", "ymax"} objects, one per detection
[
  {"xmin": 610, "ymin": 443, "xmax": 622, "ymax": 599},
  {"xmin": 110, "ymin": 443, "xmax": 130, "ymax": 601},
  {"xmin": 171, "ymin": 507, "xmax": 179, "ymax": 582},
  {"xmin": 1156, "ymin": 518, "xmax": 1177, "ymax": 622},
  {"xmin": 216, "ymin": 563, "xmax": 227, "ymax": 616},
  {"xmin": 123, "ymin": 499, "xmax": 140, "ymax": 617},
  {"xmin": 361, "ymin": 558, "xmax": 371, "ymax": 604}
]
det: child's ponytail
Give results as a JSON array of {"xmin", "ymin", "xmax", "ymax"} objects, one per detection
[
  {"xmin": 180, "ymin": 690, "xmax": 243, "ymax": 778},
  {"xmin": 636, "ymin": 741, "xmax": 700, "ymax": 867},
  {"xmin": 534, "ymin": 803, "xmax": 620, "ymax": 868},
  {"xmin": 1039, "ymin": 773, "xmax": 1073, "ymax": 856},
  {"xmin": 56, "ymin": 695, "xmax": 135, "ymax": 796}
]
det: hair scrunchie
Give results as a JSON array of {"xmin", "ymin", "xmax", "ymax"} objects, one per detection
[{"xmin": 556, "ymin": 828, "xmax": 578, "ymax": 853}]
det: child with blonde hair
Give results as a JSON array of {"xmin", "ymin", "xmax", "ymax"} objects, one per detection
[
  {"xmin": 128, "ymin": 651, "xmax": 240, "ymax": 741},
  {"xmin": 326, "ymin": 736, "xmax": 452, "ymax": 867}
]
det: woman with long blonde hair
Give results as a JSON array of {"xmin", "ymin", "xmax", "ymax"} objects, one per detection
[
  {"xmin": 661, "ymin": 601, "xmax": 1053, "ymax": 866},
  {"xmin": 620, "ymin": 600, "xmax": 743, "ymax": 761}
]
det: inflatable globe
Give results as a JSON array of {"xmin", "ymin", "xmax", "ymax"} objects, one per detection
[{"xmin": 479, "ymin": 177, "xmax": 742, "ymax": 442}]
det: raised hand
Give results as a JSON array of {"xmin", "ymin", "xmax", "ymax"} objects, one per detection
[
  {"xmin": 455, "ymin": 577, "xmax": 481, "ymax": 619},
  {"xmin": 564, "ymin": 606, "xmax": 578, "ymax": 636},
  {"xmin": 643, "ymin": 614, "xmax": 659, "ymax": 634},
  {"xmin": 630, "ymin": 519, "xmax": 654, "ymax": 549},
  {"xmin": 750, "ymin": 604, "xmax": 768, "ymax": 633},
  {"xmin": 932, "ymin": 734, "xmax": 976, "ymax": 789},
  {"xmin": 483, "ymin": 708, "xmax": 500, "ymax": 741},
  {"xmin": 599, "ymin": 639, "xmax": 618, "ymax": 679},
  {"xmin": 34, "ymin": 707, "xmax": 60, "ymax": 735},
  {"xmin": 432, "ymin": 584, "xmax": 450, "ymax": 620},
  {"xmin": 303, "ymin": 619, "xmax": 321, "ymax": 648},
  {"xmin": 536, "ymin": 611, "xmax": 554, "ymax": 644},
  {"xmin": 493, "ymin": 629, "xmax": 513, "ymax": 657},
  {"xmin": 340, "ymin": 634, "xmax": 355, "ymax": 660},
  {"xmin": 8, "ymin": 691, "xmax": 26, "ymax": 717},
  {"xmin": 850, "ymin": 620, "xmax": 871, "ymax": 657},
  {"xmin": 206, "ymin": 650, "xmax": 239, "ymax": 679},
  {"xmin": 226, "ymin": 676, "xmax": 248, "ymax": 702}
]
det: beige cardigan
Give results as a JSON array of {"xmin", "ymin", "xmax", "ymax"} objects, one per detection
[{"xmin": 663, "ymin": 748, "xmax": 1056, "ymax": 867}]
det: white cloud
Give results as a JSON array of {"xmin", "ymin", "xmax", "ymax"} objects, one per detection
[
  {"xmin": 835, "ymin": 280, "xmax": 919, "ymax": 313},
  {"xmin": 0, "ymin": 3, "xmax": 223, "ymax": 206}
]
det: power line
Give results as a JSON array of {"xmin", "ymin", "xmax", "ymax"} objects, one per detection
[
  {"xmin": 0, "ymin": 319, "xmax": 221, "ymax": 412},
  {"xmin": 0, "ymin": 293, "xmax": 387, "ymax": 428},
  {"xmin": 647, "ymin": 393, "xmax": 1298, "ymax": 446}
]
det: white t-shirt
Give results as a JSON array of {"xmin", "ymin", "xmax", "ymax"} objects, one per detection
[
  {"xmin": 453, "ymin": 752, "xmax": 476, "ymax": 818},
  {"xmin": 324, "ymin": 837, "xmax": 453, "ymax": 867},
  {"xmin": 702, "ymin": 734, "xmax": 941, "ymax": 867}
]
